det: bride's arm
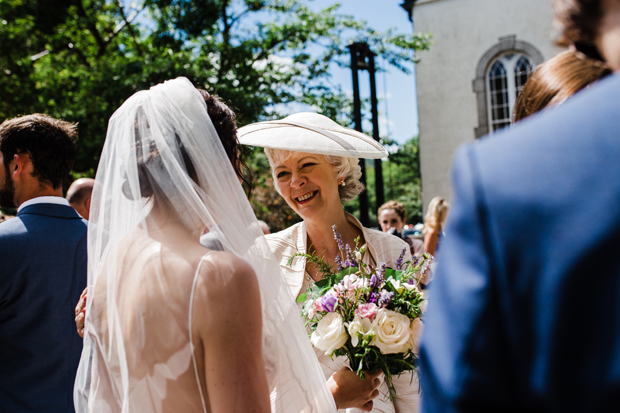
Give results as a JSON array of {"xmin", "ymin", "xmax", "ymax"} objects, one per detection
[{"xmin": 194, "ymin": 252, "xmax": 271, "ymax": 412}]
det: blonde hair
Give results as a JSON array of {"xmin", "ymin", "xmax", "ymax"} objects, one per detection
[
  {"xmin": 423, "ymin": 197, "xmax": 450, "ymax": 234},
  {"xmin": 264, "ymin": 148, "xmax": 364, "ymax": 203}
]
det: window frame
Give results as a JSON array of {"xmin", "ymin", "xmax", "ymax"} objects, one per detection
[
  {"xmin": 473, "ymin": 35, "xmax": 543, "ymax": 138},
  {"xmin": 486, "ymin": 53, "xmax": 533, "ymax": 133}
]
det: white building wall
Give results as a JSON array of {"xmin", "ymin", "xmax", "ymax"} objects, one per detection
[{"xmin": 412, "ymin": 0, "xmax": 562, "ymax": 211}]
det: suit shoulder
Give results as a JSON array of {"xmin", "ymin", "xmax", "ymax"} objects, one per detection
[{"xmin": 0, "ymin": 217, "xmax": 27, "ymax": 240}]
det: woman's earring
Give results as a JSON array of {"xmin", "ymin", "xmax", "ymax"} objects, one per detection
[{"xmin": 340, "ymin": 180, "xmax": 346, "ymax": 187}]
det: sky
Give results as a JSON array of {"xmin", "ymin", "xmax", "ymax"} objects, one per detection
[{"xmin": 307, "ymin": 0, "xmax": 420, "ymax": 145}]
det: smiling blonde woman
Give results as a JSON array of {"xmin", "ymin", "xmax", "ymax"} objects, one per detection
[{"xmin": 239, "ymin": 113, "xmax": 421, "ymax": 413}]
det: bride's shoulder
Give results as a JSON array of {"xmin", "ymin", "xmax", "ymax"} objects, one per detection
[
  {"xmin": 194, "ymin": 251, "xmax": 258, "ymax": 295},
  {"xmin": 191, "ymin": 252, "xmax": 261, "ymax": 331}
]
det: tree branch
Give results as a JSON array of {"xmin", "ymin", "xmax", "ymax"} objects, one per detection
[
  {"xmin": 218, "ymin": 0, "xmax": 231, "ymax": 80},
  {"xmin": 113, "ymin": 0, "xmax": 144, "ymax": 57},
  {"xmin": 76, "ymin": 0, "xmax": 107, "ymax": 56}
]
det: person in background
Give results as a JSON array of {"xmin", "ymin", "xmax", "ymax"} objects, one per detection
[
  {"xmin": 378, "ymin": 200, "xmax": 425, "ymax": 257},
  {"xmin": 0, "ymin": 212, "xmax": 13, "ymax": 223},
  {"xmin": 422, "ymin": 197, "xmax": 449, "ymax": 256},
  {"xmin": 420, "ymin": 0, "xmax": 620, "ymax": 410},
  {"xmin": 513, "ymin": 49, "xmax": 611, "ymax": 122},
  {"xmin": 66, "ymin": 178, "xmax": 95, "ymax": 220},
  {"xmin": 0, "ymin": 114, "xmax": 87, "ymax": 412},
  {"xmin": 258, "ymin": 219, "xmax": 271, "ymax": 234}
]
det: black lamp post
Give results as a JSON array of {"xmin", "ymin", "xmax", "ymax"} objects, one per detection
[{"xmin": 347, "ymin": 42, "xmax": 385, "ymax": 227}]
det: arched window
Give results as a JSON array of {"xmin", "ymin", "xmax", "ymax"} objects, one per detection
[
  {"xmin": 473, "ymin": 35, "xmax": 543, "ymax": 138},
  {"xmin": 487, "ymin": 53, "xmax": 533, "ymax": 132}
]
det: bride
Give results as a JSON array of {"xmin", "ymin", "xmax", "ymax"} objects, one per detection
[{"xmin": 74, "ymin": 78, "xmax": 335, "ymax": 412}]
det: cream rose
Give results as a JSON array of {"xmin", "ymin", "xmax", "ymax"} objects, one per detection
[
  {"xmin": 311, "ymin": 312, "xmax": 348, "ymax": 355},
  {"xmin": 371, "ymin": 309, "xmax": 412, "ymax": 354},
  {"xmin": 347, "ymin": 316, "xmax": 375, "ymax": 347},
  {"xmin": 409, "ymin": 317, "xmax": 424, "ymax": 353}
]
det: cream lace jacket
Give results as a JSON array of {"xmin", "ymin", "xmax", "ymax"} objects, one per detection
[{"xmin": 266, "ymin": 212, "xmax": 420, "ymax": 413}]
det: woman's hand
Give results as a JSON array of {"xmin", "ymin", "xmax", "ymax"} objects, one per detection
[
  {"xmin": 327, "ymin": 367, "xmax": 382, "ymax": 411},
  {"xmin": 75, "ymin": 287, "xmax": 88, "ymax": 338}
]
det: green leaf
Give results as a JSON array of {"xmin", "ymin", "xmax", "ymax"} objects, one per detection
[
  {"xmin": 336, "ymin": 266, "xmax": 359, "ymax": 282},
  {"xmin": 385, "ymin": 268, "xmax": 403, "ymax": 281},
  {"xmin": 297, "ymin": 293, "xmax": 307, "ymax": 303}
]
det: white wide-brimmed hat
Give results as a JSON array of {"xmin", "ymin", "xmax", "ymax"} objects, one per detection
[{"xmin": 237, "ymin": 112, "xmax": 388, "ymax": 159}]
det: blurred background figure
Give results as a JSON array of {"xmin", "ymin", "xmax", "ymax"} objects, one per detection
[
  {"xmin": 378, "ymin": 200, "xmax": 425, "ymax": 257},
  {"xmin": 258, "ymin": 220, "xmax": 271, "ymax": 235},
  {"xmin": 513, "ymin": 50, "xmax": 611, "ymax": 122},
  {"xmin": 0, "ymin": 212, "xmax": 14, "ymax": 223},
  {"xmin": 423, "ymin": 197, "xmax": 449, "ymax": 256},
  {"xmin": 66, "ymin": 178, "xmax": 95, "ymax": 220}
]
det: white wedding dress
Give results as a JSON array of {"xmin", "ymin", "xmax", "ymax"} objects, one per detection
[{"xmin": 74, "ymin": 78, "xmax": 336, "ymax": 412}]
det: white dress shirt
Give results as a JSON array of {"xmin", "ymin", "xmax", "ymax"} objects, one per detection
[{"xmin": 18, "ymin": 196, "xmax": 70, "ymax": 213}]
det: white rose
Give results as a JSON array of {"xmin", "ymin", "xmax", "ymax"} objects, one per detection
[
  {"xmin": 409, "ymin": 317, "xmax": 424, "ymax": 353},
  {"xmin": 347, "ymin": 316, "xmax": 375, "ymax": 347},
  {"xmin": 311, "ymin": 312, "xmax": 348, "ymax": 355},
  {"xmin": 371, "ymin": 309, "xmax": 412, "ymax": 354}
]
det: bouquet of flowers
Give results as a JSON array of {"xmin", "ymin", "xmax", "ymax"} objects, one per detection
[{"xmin": 288, "ymin": 225, "xmax": 433, "ymax": 399}]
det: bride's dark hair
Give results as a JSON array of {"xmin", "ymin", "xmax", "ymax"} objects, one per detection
[
  {"xmin": 126, "ymin": 89, "xmax": 253, "ymax": 201},
  {"xmin": 198, "ymin": 90, "xmax": 253, "ymax": 196}
]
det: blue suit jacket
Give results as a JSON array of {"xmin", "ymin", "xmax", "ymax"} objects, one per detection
[
  {"xmin": 0, "ymin": 203, "xmax": 87, "ymax": 412},
  {"xmin": 420, "ymin": 72, "xmax": 620, "ymax": 412}
]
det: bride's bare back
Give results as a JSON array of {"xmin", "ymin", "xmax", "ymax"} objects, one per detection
[{"xmin": 89, "ymin": 222, "xmax": 270, "ymax": 412}]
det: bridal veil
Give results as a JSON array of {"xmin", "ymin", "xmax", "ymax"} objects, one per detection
[{"xmin": 74, "ymin": 77, "xmax": 336, "ymax": 412}]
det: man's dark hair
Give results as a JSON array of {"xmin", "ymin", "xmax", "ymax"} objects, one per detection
[
  {"xmin": 554, "ymin": 0, "xmax": 604, "ymax": 47},
  {"xmin": 0, "ymin": 114, "xmax": 77, "ymax": 189}
]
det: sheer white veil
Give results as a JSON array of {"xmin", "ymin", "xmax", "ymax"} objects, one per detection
[{"xmin": 74, "ymin": 77, "xmax": 336, "ymax": 412}]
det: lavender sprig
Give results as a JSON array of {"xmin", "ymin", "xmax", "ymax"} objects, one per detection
[
  {"xmin": 335, "ymin": 254, "xmax": 343, "ymax": 272},
  {"xmin": 378, "ymin": 290, "xmax": 394, "ymax": 307},
  {"xmin": 332, "ymin": 225, "xmax": 345, "ymax": 252},
  {"xmin": 376, "ymin": 263, "xmax": 386, "ymax": 282},
  {"xmin": 395, "ymin": 248, "xmax": 407, "ymax": 270},
  {"xmin": 345, "ymin": 244, "xmax": 358, "ymax": 267}
]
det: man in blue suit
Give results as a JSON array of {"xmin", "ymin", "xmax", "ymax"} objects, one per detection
[
  {"xmin": 420, "ymin": 1, "xmax": 620, "ymax": 412},
  {"xmin": 0, "ymin": 114, "xmax": 87, "ymax": 412}
]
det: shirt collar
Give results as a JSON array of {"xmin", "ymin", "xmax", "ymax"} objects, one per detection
[{"xmin": 18, "ymin": 196, "xmax": 70, "ymax": 213}]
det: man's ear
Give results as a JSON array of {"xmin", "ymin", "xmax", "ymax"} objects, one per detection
[
  {"xmin": 12, "ymin": 153, "xmax": 33, "ymax": 181},
  {"xmin": 85, "ymin": 197, "xmax": 91, "ymax": 212},
  {"xmin": 11, "ymin": 154, "xmax": 23, "ymax": 179}
]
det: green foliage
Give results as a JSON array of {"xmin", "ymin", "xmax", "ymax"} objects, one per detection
[
  {"xmin": 345, "ymin": 136, "xmax": 422, "ymax": 228},
  {"xmin": 0, "ymin": 0, "xmax": 430, "ymax": 220}
]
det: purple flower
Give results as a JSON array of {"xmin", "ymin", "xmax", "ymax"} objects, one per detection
[
  {"xmin": 377, "ymin": 290, "xmax": 394, "ymax": 307},
  {"xmin": 395, "ymin": 248, "xmax": 407, "ymax": 270},
  {"xmin": 335, "ymin": 254, "xmax": 343, "ymax": 272},
  {"xmin": 320, "ymin": 293, "xmax": 338, "ymax": 313},
  {"xmin": 411, "ymin": 255, "xmax": 419, "ymax": 267},
  {"xmin": 368, "ymin": 291, "xmax": 379, "ymax": 303},
  {"xmin": 332, "ymin": 225, "xmax": 345, "ymax": 251},
  {"xmin": 370, "ymin": 273, "xmax": 380, "ymax": 289},
  {"xmin": 345, "ymin": 244, "xmax": 357, "ymax": 267},
  {"xmin": 376, "ymin": 263, "xmax": 386, "ymax": 282},
  {"xmin": 419, "ymin": 255, "xmax": 435, "ymax": 277}
]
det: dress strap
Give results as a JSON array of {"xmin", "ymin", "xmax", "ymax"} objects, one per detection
[{"xmin": 188, "ymin": 252, "xmax": 216, "ymax": 413}]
